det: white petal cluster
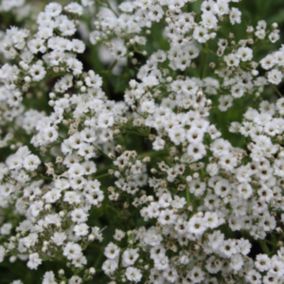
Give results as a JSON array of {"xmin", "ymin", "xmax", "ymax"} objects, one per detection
[{"xmin": 0, "ymin": 0, "xmax": 283, "ymax": 283}]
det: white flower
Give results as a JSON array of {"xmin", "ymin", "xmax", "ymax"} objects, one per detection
[
  {"xmin": 23, "ymin": 154, "xmax": 41, "ymax": 171},
  {"xmin": 122, "ymin": 249, "xmax": 139, "ymax": 267},
  {"xmin": 255, "ymin": 254, "xmax": 271, "ymax": 272},
  {"xmin": 51, "ymin": 232, "xmax": 66, "ymax": 246},
  {"xmin": 65, "ymin": 3, "xmax": 83, "ymax": 15},
  {"xmin": 43, "ymin": 271, "xmax": 57, "ymax": 284},
  {"xmin": 29, "ymin": 61, "xmax": 46, "ymax": 81},
  {"xmin": 0, "ymin": 246, "xmax": 5, "ymax": 262},
  {"xmin": 69, "ymin": 276, "xmax": 83, "ymax": 284},
  {"xmin": 63, "ymin": 242, "xmax": 83, "ymax": 261},
  {"xmin": 125, "ymin": 267, "xmax": 142, "ymax": 283},
  {"xmin": 193, "ymin": 26, "xmax": 210, "ymax": 43},
  {"xmin": 74, "ymin": 223, "xmax": 89, "ymax": 237},
  {"xmin": 187, "ymin": 214, "xmax": 207, "ymax": 237},
  {"xmin": 237, "ymin": 47, "xmax": 253, "ymax": 62},
  {"xmin": 27, "ymin": 253, "xmax": 42, "ymax": 270},
  {"xmin": 102, "ymin": 259, "xmax": 118, "ymax": 276},
  {"xmin": 237, "ymin": 183, "xmax": 253, "ymax": 199},
  {"xmin": 104, "ymin": 243, "xmax": 120, "ymax": 260},
  {"xmin": 153, "ymin": 137, "xmax": 165, "ymax": 150},
  {"xmin": 230, "ymin": 8, "xmax": 242, "ymax": 25},
  {"xmin": 45, "ymin": 2, "xmax": 62, "ymax": 17},
  {"xmin": 71, "ymin": 208, "xmax": 88, "ymax": 224},
  {"xmin": 42, "ymin": 127, "xmax": 58, "ymax": 144},
  {"xmin": 267, "ymin": 69, "xmax": 282, "ymax": 85},
  {"xmin": 188, "ymin": 266, "xmax": 205, "ymax": 283},
  {"xmin": 202, "ymin": 12, "xmax": 218, "ymax": 29},
  {"xmin": 187, "ymin": 143, "xmax": 206, "ymax": 161},
  {"xmin": 44, "ymin": 189, "xmax": 61, "ymax": 204}
]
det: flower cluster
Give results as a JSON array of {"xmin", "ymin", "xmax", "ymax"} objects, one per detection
[{"xmin": 0, "ymin": 0, "xmax": 283, "ymax": 283}]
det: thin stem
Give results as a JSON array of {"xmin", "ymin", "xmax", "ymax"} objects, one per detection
[
  {"xmin": 272, "ymin": 86, "xmax": 283, "ymax": 98},
  {"xmin": 94, "ymin": 172, "xmax": 111, "ymax": 180},
  {"xmin": 97, "ymin": 0, "xmax": 119, "ymax": 17},
  {"xmin": 186, "ymin": 189, "xmax": 190, "ymax": 206},
  {"xmin": 201, "ymin": 43, "xmax": 209, "ymax": 78}
]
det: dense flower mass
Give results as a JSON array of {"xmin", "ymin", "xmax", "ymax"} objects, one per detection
[{"xmin": 0, "ymin": 0, "xmax": 284, "ymax": 283}]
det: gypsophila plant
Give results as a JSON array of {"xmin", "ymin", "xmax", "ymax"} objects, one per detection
[{"xmin": 0, "ymin": 0, "xmax": 284, "ymax": 283}]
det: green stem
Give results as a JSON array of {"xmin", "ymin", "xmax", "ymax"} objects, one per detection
[
  {"xmin": 272, "ymin": 86, "xmax": 283, "ymax": 97},
  {"xmin": 201, "ymin": 43, "xmax": 209, "ymax": 78},
  {"xmin": 97, "ymin": 0, "xmax": 119, "ymax": 17},
  {"xmin": 186, "ymin": 189, "xmax": 190, "ymax": 206},
  {"xmin": 94, "ymin": 172, "xmax": 111, "ymax": 180}
]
